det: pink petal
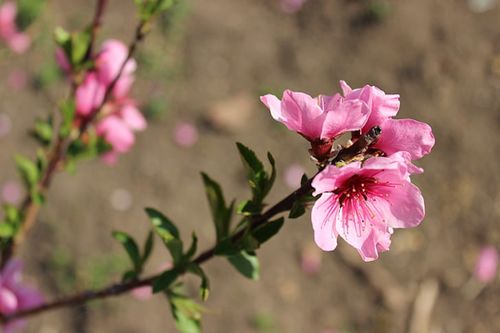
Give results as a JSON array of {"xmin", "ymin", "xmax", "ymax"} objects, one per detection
[
  {"xmin": 96, "ymin": 39, "xmax": 135, "ymax": 86},
  {"xmin": 96, "ymin": 116, "xmax": 135, "ymax": 153},
  {"xmin": 374, "ymin": 118, "xmax": 435, "ymax": 160},
  {"xmin": 474, "ymin": 246, "xmax": 498, "ymax": 283},
  {"xmin": 281, "ymin": 90, "xmax": 325, "ymax": 139},
  {"xmin": 0, "ymin": 2, "xmax": 17, "ymax": 38},
  {"xmin": 101, "ymin": 151, "xmax": 119, "ymax": 166},
  {"xmin": 15, "ymin": 286, "xmax": 43, "ymax": 309},
  {"xmin": 383, "ymin": 180, "xmax": 425, "ymax": 229},
  {"xmin": 280, "ymin": 0, "xmax": 307, "ymax": 13},
  {"xmin": 76, "ymin": 72, "xmax": 106, "ymax": 117},
  {"xmin": 357, "ymin": 226, "xmax": 392, "ymax": 262},
  {"xmin": 0, "ymin": 287, "xmax": 18, "ymax": 314},
  {"xmin": 120, "ymin": 104, "xmax": 146, "ymax": 131},
  {"xmin": 321, "ymin": 98, "xmax": 369, "ymax": 139},
  {"xmin": 260, "ymin": 94, "xmax": 284, "ymax": 123},
  {"xmin": 55, "ymin": 48, "xmax": 71, "ymax": 74},
  {"xmin": 311, "ymin": 193, "xmax": 339, "ymax": 251},
  {"xmin": 311, "ymin": 163, "xmax": 361, "ymax": 196}
]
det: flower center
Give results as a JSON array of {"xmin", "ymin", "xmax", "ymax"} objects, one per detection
[{"xmin": 333, "ymin": 174, "xmax": 377, "ymax": 207}]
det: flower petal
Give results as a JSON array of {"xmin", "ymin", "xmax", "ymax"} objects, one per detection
[
  {"xmin": 374, "ymin": 118, "xmax": 435, "ymax": 160},
  {"xmin": 321, "ymin": 98, "xmax": 369, "ymax": 139},
  {"xmin": 311, "ymin": 193, "xmax": 339, "ymax": 251}
]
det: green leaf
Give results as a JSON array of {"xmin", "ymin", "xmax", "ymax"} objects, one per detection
[
  {"xmin": 15, "ymin": 0, "xmax": 46, "ymax": 30},
  {"xmin": 213, "ymin": 238, "xmax": 240, "ymax": 256},
  {"xmin": 188, "ymin": 264, "xmax": 210, "ymax": 301},
  {"xmin": 14, "ymin": 155, "xmax": 39, "ymax": 188},
  {"xmin": 70, "ymin": 29, "xmax": 91, "ymax": 65},
  {"xmin": 0, "ymin": 223, "xmax": 15, "ymax": 238},
  {"xmin": 253, "ymin": 218, "xmax": 284, "ymax": 245},
  {"xmin": 153, "ymin": 268, "xmax": 180, "ymax": 293},
  {"xmin": 142, "ymin": 231, "xmax": 155, "ymax": 264},
  {"xmin": 236, "ymin": 142, "xmax": 264, "ymax": 175},
  {"xmin": 227, "ymin": 251, "xmax": 260, "ymax": 280},
  {"xmin": 200, "ymin": 173, "xmax": 232, "ymax": 242},
  {"xmin": 184, "ymin": 233, "xmax": 198, "ymax": 260},
  {"xmin": 167, "ymin": 289, "xmax": 203, "ymax": 333},
  {"xmin": 288, "ymin": 200, "xmax": 306, "ymax": 219},
  {"xmin": 236, "ymin": 200, "xmax": 260, "ymax": 216},
  {"xmin": 59, "ymin": 100, "xmax": 75, "ymax": 138},
  {"xmin": 146, "ymin": 207, "xmax": 180, "ymax": 239},
  {"xmin": 264, "ymin": 152, "xmax": 277, "ymax": 196},
  {"xmin": 112, "ymin": 231, "xmax": 142, "ymax": 272},
  {"xmin": 145, "ymin": 208, "xmax": 183, "ymax": 264},
  {"xmin": 32, "ymin": 118, "xmax": 53, "ymax": 146}
]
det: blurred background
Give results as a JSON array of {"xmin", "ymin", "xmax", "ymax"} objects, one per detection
[{"xmin": 1, "ymin": 0, "xmax": 499, "ymax": 332}]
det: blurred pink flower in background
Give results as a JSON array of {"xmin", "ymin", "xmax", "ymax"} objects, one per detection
[
  {"xmin": 96, "ymin": 101, "xmax": 146, "ymax": 165},
  {"xmin": 75, "ymin": 72, "xmax": 106, "ymax": 117},
  {"xmin": 0, "ymin": 260, "xmax": 43, "ymax": 333},
  {"xmin": 0, "ymin": 1, "xmax": 30, "ymax": 54},
  {"xmin": 300, "ymin": 243, "xmax": 322, "ymax": 275},
  {"xmin": 7, "ymin": 70, "xmax": 28, "ymax": 91},
  {"xmin": 1, "ymin": 181, "xmax": 22, "ymax": 205},
  {"xmin": 284, "ymin": 164, "xmax": 305, "ymax": 189},
  {"xmin": 474, "ymin": 246, "xmax": 498, "ymax": 283},
  {"xmin": 173, "ymin": 121, "xmax": 199, "ymax": 148},
  {"xmin": 57, "ymin": 39, "xmax": 147, "ymax": 165},
  {"xmin": 311, "ymin": 152, "xmax": 425, "ymax": 261},
  {"xmin": 131, "ymin": 262, "xmax": 172, "ymax": 301},
  {"xmin": 0, "ymin": 113, "xmax": 12, "ymax": 137},
  {"xmin": 280, "ymin": 0, "xmax": 307, "ymax": 13}
]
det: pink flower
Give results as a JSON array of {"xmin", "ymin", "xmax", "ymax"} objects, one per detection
[
  {"xmin": 0, "ymin": 260, "xmax": 43, "ymax": 333},
  {"xmin": 1, "ymin": 181, "xmax": 22, "ymax": 205},
  {"xmin": 75, "ymin": 72, "xmax": 106, "ymax": 117},
  {"xmin": 261, "ymin": 89, "xmax": 369, "ymax": 161},
  {"xmin": 284, "ymin": 164, "xmax": 306, "ymax": 189},
  {"xmin": 311, "ymin": 152, "xmax": 425, "ymax": 261},
  {"xmin": 341, "ymin": 81, "xmax": 435, "ymax": 160},
  {"xmin": 280, "ymin": 0, "xmax": 307, "ymax": 13},
  {"xmin": 0, "ymin": 1, "xmax": 30, "ymax": 54},
  {"xmin": 95, "ymin": 39, "xmax": 136, "ymax": 99},
  {"xmin": 173, "ymin": 121, "xmax": 199, "ymax": 148},
  {"xmin": 474, "ymin": 246, "xmax": 498, "ymax": 283},
  {"xmin": 96, "ymin": 101, "xmax": 147, "ymax": 165}
]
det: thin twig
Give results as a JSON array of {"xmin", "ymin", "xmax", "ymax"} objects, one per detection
[{"xmin": 1, "ymin": 128, "xmax": 382, "ymax": 323}]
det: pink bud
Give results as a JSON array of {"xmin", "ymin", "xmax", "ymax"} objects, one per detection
[
  {"xmin": 474, "ymin": 246, "xmax": 498, "ymax": 283},
  {"xmin": 0, "ymin": 1, "xmax": 30, "ymax": 54},
  {"xmin": 173, "ymin": 121, "xmax": 198, "ymax": 148}
]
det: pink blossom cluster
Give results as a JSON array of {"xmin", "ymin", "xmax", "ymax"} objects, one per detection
[
  {"xmin": 0, "ymin": 260, "xmax": 43, "ymax": 333},
  {"xmin": 0, "ymin": 1, "xmax": 30, "ymax": 54},
  {"xmin": 57, "ymin": 40, "xmax": 147, "ymax": 165},
  {"xmin": 261, "ymin": 81, "xmax": 434, "ymax": 261}
]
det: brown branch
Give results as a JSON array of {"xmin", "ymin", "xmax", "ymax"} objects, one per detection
[{"xmin": 1, "ymin": 128, "xmax": 381, "ymax": 323}]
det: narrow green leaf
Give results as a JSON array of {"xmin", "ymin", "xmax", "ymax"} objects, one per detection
[
  {"xmin": 236, "ymin": 200, "xmax": 260, "ymax": 216},
  {"xmin": 227, "ymin": 251, "xmax": 260, "ymax": 280},
  {"xmin": 188, "ymin": 264, "xmax": 210, "ymax": 301},
  {"xmin": 142, "ymin": 231, "xmax": 155, "ymax": 264},
  {"xmin": 288, "ymin": 200, "xmax": 306, "ymax": 219},
  {"xmin": 253, "ymin": 218, "xmax": 284, "ymax": 244},
  {"xmin": 59, "ymin": 100, "xmax": 75, "ymax": 138},
  {"xmin": 184, "ymin": 233, "xmax": 198, "ymax": 260},
  {"xmin": 14, "ymin": 155, "xmax": 39, "ymax": 188},
  {"xmin": 167, "ymin": 289, "xmax": 203, "ymax": 333},
  {"xmin": 112, "ymin": 231, "xmax": 142, "ymax": 272},
  {"xmin": 0, "ymin": 223, "xmax": 15, "ymax": 238},
  {"xmin": 70, "ymin": 29, "xmax": 91, "ymax": 64},
  {"xmin": 32, "ymin": 119, "xmax": 53, "ymax": 146},
  {"xmin": 213, "ymin": 238, "xmax": 240, "ymax": 256},
  {"xmin": 200, "ymin": 173, "xmax": 232, "ymax": 241},
  {"xmin": 145, "ymin": 207, "xmax": 180, "ymax": 239},
  {"xmin": 153, "ymin": 268, "xmax": 179, "ymax": 293},
  {"xmin": 236, "ymin": 142, "xmax": 264, "ymax": 174}
]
